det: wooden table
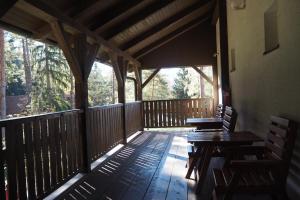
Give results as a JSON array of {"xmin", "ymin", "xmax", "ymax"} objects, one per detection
[
  {"xmin": 186, "ymin": 131, "xmax": 263, "ymax": 193},
  {"xmin": 186, "ymin": 117, "xmax": 223, "ymax": 130}
]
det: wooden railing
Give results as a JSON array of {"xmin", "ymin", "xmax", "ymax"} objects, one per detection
[
  {"xmin": 0, "ymin": 109, "xmax": 83, "ymax": 200},
  {"xmin": 143, "ymin": 98, "xmax": 214, "ymax": 128},
  {"xmin": 125, "ymin": 101, "xmax": 143, "ymax": 137},
  {"xmin": 88, "ymin": 104, "xmax": 123, "ymax": 162}
]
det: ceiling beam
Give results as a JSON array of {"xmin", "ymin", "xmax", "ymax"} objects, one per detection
[
  {"xmin": 120, "ymin": 0, "xmax": 211, "ymax": 51},
  {"xmin": 192, "ymin": 66, "xmax": 213, "ymax": 85},
  {"xmin": 0, "ymin": 0, "xmax": 18, "ymax": 18},
  {"xmin": 89, "ymin": 0, "xmax": 143, "ymax": 31},
  {"xmin": 142, "ymin": 68, "xmax": 161, "ymax": 89},
  {"xmin": 103, "ymin": 0, "xmax": 174, "ymax": 39},
  {"xmin": 94, "ymin": 0, "xmax": 155, "ymax": 35},
  {"xmin": 19, "ymin": 0, "xmax": 140, "ymax": 66},
  {"xmin": 133, "ymin": 15, "xmax": 210, "ymax": 59}
]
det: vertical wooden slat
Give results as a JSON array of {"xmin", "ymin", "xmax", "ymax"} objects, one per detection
[
  {"xmin": 6, "ymin": 123, "xmax": 17, "ymax": 200},
  {"xmin": 48, "ymin": 118, "xmax": 57, "ymax": 188},
  {"xmin": 16, "ymin": 123, "xmax": 27, "ymax": 199},
  {"xmin": 55, "ymin": 117, "xmax": 62, "ymax": 183},
  {"xmin": 41, "ymin": 119, "xmax": 50, "ymax": 191},
  {"xmin": 33, "ymin": 119, "xmax": 43, "ymax": 197},
  {"xmin": 24, "ymin": 122, "xmax": 36, "ymax": 199},
  {"xmin": 59, "ymin": 116, "xmax": 67, "ymax": 180},
  {"xmin": 0, "ymin": 127, "xmax": 5, "ymax": 200}
]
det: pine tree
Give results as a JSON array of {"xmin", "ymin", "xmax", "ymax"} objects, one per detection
[
  {"xmin": 31, "ymin": 43, "xmax": 71, "ymax": 113},
  {"xmin": 0, "ymin": 29, "xmax": 6, "ymax": 118},
  {"xmin": 172, "ymin": 68, "xmax": 191, "ymax": 99},
  {"xmin": 142, "ymin": 70, "xmax": 169, "ymax": 100}
]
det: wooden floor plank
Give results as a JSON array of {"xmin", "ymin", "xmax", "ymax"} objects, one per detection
[
  {"xmin": 143, "ymin": 134, "xmax": 178, "ymax": 200},
  {"xmin": 166, "ymin": 134, "xmax": 188, "ymax": 200}
]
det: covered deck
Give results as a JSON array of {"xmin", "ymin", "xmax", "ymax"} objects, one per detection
[{"xmin": 1, "ymin": 0, "xmax": 300, "ymax": 200}]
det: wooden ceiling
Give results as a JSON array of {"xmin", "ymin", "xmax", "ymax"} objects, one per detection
[{"xmin": 0, "ymin": 0, "xmax": 215, "ymax": 67}]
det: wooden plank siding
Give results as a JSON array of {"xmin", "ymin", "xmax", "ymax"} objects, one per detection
[
  {"xmin": 88, "ymin": 104, "xmax": 124, "ymax": 162},
  {"xmin": 0, "ymin": 109, "xmax": 84, "ymax": 199},
  {"xmin": 143, "ymin": 98, "xmax": 214, "ymax": 128},
  {"xmin": 125, "ymin": 101, "xmax": 143, "ymax": 138}
]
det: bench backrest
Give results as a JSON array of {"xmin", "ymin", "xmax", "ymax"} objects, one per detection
[
  {"xmin": 222, "ymin": 106, "xmax": 237, "ymax": 132},
  {"xmin": 266, "ymin": 116, "xmax": 297, "ymax": 161},
  {"xmin": 215, "ymin": 104, "xmax": 224, "ymax": 118}
]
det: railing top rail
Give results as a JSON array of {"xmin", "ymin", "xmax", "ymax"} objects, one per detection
[
  {"xmin": 0, "ymin": 109, "xmax": 83, "ymax": 125},
  {"xmin": 142, "ymin": 97, "xmax": 213, "ymax": 102},
  {"xmin": 88, "ymin": 103, "xmax": 123, "ymax": 110},
  {"xmin": 125, "ymin": 101, "xmax": 142, "ymax": 105}
]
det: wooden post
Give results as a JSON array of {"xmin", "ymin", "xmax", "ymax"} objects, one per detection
[
  {"xmin": 111, "ymin": 54, "xmax": 128, "ymax": 144},
  {"xmin": 51, "ymin": 21, "xmax": 99, "ymax": 172},
  {"xmin": 133, "ymin": 64, "xmax": 142, "ymax": 101},
  {"xmin": 212, "ymin": 63, "xmax": 219, "ymax": 114},
  {"xmin": 218, "ymin": 0, "xmax": 231, "ymax": 105}
]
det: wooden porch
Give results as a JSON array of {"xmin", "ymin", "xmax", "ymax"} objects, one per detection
[{"xmin": 1, "ymin": 0, "xmax": 300, "ymax": 199}]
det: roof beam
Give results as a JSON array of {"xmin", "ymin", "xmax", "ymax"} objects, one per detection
[
  {"xmin": 20, "ymin": 0, "xmax": 139, "ymax": 66},
  {"xmin": 0, "ymin": 0, "xmax": 18, "ymax": 18},
  {"xmin": 192, "ymin": 66, "xmax": 213, "ymax": 85},
  {"xmin": 142, "ymin": 68, "xmax": 161, "ymax": 89},
  {"xmin": 71, "ymin": 0, "xmax": 115, "ymax": 22},
  {"xmin": 133, "ymin": 15, "xmax": 210, "ymax": 59},
  {"xmin": 89, "ymin": 0, "xmax": 143, "ymax": 31},
  {"xmin": 103, "ymin": 0, "xmax": 174, "ymax": 39},
  {"xmin": 120, "ymin": 0, "xmax": 211, "ymax": 51}
]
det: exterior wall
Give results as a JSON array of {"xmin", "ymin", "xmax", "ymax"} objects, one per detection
[
  {"xmin": 139, "ymin": 21, "xmax": 216, "ymax": 68},
  {"xmin": 226, "ymin": 0, "xmax": 300, "ymax": 198}
]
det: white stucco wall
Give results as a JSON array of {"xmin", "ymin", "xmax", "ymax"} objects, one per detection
[{"xmin": 226, "ymin": 0, "xmax": 300, "ymax": 198}]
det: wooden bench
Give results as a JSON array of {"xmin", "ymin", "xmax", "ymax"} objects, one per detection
[
  {"xmin": 186, "ymin": 107, "xmax": 238, "ymax": 179},
  {"xmin": 212, "ymin": 116, "xmax": 298, "ymax": 200}
]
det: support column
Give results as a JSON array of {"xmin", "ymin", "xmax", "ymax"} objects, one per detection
[
  {"xmin": 111, "ymin": 54, "xmax": 128, "ymax": 144},
  {"xmin": 212, "ymin": 63, "xmax": 219, "ymax": 114},
  {"xmin": 218, "ymin": 0, "xmax": 231, "ymax": 105},
  {"xmin": 51, "ymin": 21, "xmax": 99, "ymax": 172}
]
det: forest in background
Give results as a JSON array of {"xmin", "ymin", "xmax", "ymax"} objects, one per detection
[{"xmin": 0, "ymin": 30, "xmax": 213, "ymax": 118}]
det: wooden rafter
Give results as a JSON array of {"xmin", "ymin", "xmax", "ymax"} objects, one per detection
[
  {"xmin": 0, "ymin": 0, "xmax": 17, "ymax": 18},
  {"xmin": 120, "ymin": 0, "xmax": 211, "ymax": 51},
  {"xmin": 192, "ymin": 66, "xmax": 213, "ymax": 85},
  {"xmin": 110, "ymin": 53, "xmax": 124, "ymax": 85},
  {"xmin": 142, "ymin": 68, "xmax": 161, "ymax": 89},
  {"xmin": 93, "ymin": 0, "xmax": 151, "ymax": 34},
  {"xmin": 20, "ymin": 0, "xmax": 140, "ymax": 66},
  {"xmin": 103, "ymin": 0, "xmax": 174, "ymax": 39},
  {"xmin": 50, "ymin": 20, "xmax": 82, "ymax": 81},
  {"xmin": 133, "ymin": 15, "xmax": 210, "ymax": 59},
  {"xmin": 71, "ymin": 0, "xmax": 115, "ymax": 22}
]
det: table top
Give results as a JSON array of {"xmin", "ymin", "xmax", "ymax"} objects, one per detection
[
  {"xmin": 186, "ymin": 118, "xmax": 223, "ymax": 124},
  {"xmin": 187, "ymin": 131, "xmax": 263, "ymax": 145}
]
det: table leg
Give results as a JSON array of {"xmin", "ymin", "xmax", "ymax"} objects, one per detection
[
  {"xmin": 196, "ymin": 144, "xmax": 214, "ymax": 193},
  {"xmin": 185, "ymin": 146, "xmax": 203, "ymax": 179}
]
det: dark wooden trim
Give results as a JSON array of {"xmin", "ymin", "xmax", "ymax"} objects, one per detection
[
  {"xmin": 120, "ymin": 0, "xmax": 211, "ymax": 51},
  {"xmin": 133, "ymin": 15, "xmax": 210, "ymax": 59},
  {"xmin": 21, "ymin": 0, "xmax": 140, "ymax": 66},
  {"xmin": 141, "ymin": 68, "xmax": 161, "ymax": 89},
  {"xmin": 0, "ymin": 0, "xmax": 17, "ymax": 18},
  {"xmin": 218, "ymin": 0, "xmax": 231, "ymax": 105},
  {"xmin": 103, "ymin": 0, "xmax": 174, "ymax": 39},
  {"xmin": 192, "ymin": 66, "xmax": 213, "ymax": 85}
]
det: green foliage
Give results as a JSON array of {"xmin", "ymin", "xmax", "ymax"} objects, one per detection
[
  {"xmin": 88, "ymin": 63, "xmax": 115, "ymax": 106},
  {"xmin": 142, "ymin": 70, "xmax": 170, "ymax": 100},
  {"xmin": 172, "ymin": 68, "xmax": 191, "ymax": 99},
  {"xmin": 31, "ymin": 44, "xmax": 71, "ymax": 113}
]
